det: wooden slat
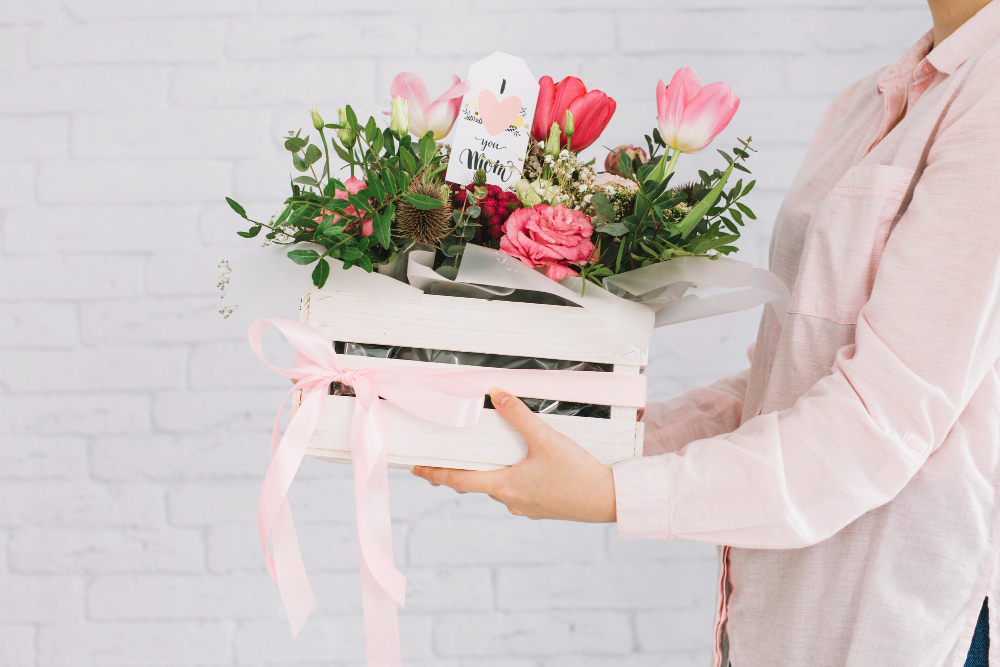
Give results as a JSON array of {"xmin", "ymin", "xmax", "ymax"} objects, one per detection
[
  {"xmin": 609, "ymin": 364, "xmax": 641, "ymax": 422},
  {"xmin": 304, "ymin": 355, "xmax": 644, "ymax": 408},
  {"xmin": 306, "ymin": 395, "xmax": 639, "ymax": 471},
  {"xmin": 304, "ymin": 291, "xmax": 645, "ymax": 365}
]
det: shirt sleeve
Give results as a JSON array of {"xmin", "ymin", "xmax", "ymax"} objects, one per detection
[
  {"xmin": 614, "ymin": 66, "xmax": 1000, "ymax": 548},
  {"xmin": 641, "ymin": 364, "xmax": 750, "ymax": 457}
]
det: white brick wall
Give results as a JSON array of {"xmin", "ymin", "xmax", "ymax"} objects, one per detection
[{"xmin": 0, "ymin": 1, "xmax": 928, "ymax": 664}]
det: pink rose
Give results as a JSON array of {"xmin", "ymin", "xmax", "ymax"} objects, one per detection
[
  {"xmin": 313, "ymin": 176, "xmax": 372, "ymax": 236},
  {"xmin": 499, "ymin": 204, "xmax": 594, "ymax": 281}
]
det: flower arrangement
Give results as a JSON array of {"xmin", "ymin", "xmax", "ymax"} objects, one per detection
[{"xmin": 226, "ymin": 66, "xmax": 756, "ymax": 291}]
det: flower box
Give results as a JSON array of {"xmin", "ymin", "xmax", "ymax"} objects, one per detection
[{"xmin": 298, "ymin": 291, "xmax": 645, "ymax": 471}]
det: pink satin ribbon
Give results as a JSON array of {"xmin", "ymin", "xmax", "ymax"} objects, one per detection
[{"xmin": 250, "ymin": 318, "xmax": 646, "ymax": 666}]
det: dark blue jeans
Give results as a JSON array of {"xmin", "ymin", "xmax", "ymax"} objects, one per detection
[
  {"xmin": 729, "ymin": 598, "xmax": 989, "ymax": 667},
  {"xmin": 965, "ymin": 598, "xmax": 989, "ymax": 667}
]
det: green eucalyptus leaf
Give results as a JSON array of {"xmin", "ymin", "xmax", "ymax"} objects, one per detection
[
  {"xmin": 373, "ymin": 205, "xmax": 392, "ymax": 249},
  {"xmin": 284, "ymin": 136, "xmax": 308, "ymax": 152},
  {"xmin": 435, "ymin": 265, "xmax": 459, "ymax": 280},
  {"xmin": 292, "ymin": 152, "xmax": 308, "ymax": 172},
  {"xmin": 304, "ymin": 144, "xmax": 322, "ymax": 167},
  {"xmin": 365, "ymin": 174, "xmax": 386, "ymax": 202},
  {"xmin": 364, "ymin": 117, "xmax": 379, "ymax": 144},
  {"xmin": 400, "ymin": 148, "xmax": 417, "ymax": 174},
  {"xmin": 288, "ymin": 248, "xmax": 321, "ymax": 265},
  {"xmin": 590, "ymin": 191, "xmax": 616, "ymax": 222},
  {"xmin": 226, "ymin": 197, "xmax": 248, "ymax": 219},
  {"xmin": 736, "ymin": 202, "xmax": 756, "ymax": 219},
  {"xmin": 382, "ymin": 128, "xmax": 396, "ymax": 157},
  {"xmin": 404, "ymin": 193, "xmax": 445, "ymax": 210},
  {"xmin": 418, "ymin": 133, "xmax": 436, "ymax": 165},
  {"xmin": 312, "ymin": 258, "xmax": 330, "ymax": 288},
  {"xmin": 370, "ymin": 129, "xmax": 384, "ymax": 156},
  {"xmin": 594, "ymin": 222, "xmax": 629, "ymax": 237},
  {"xmin": 293, "ymin": 176, "xmax": 319, "ymax": 186},
  {"xmin": 347, "ymin": 194, "xmax": 370, "ymax": 212}
]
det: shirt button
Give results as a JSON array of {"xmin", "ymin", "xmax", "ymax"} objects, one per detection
[{"xmin": 905, "ymin": 435, "xmax": 924, "ymax": 451}]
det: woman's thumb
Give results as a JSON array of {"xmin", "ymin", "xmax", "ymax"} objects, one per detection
[{"xmin": 490, "ymin": 388, "xmax": 552, "ymax": 445}]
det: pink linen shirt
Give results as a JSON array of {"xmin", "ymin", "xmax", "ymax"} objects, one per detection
[{"xmin": 612, "ymin": 4, "xmax": 1000, "ymax": 666}]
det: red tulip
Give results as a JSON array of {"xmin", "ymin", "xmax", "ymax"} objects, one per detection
[{"xmin": 531, "ymin": 76, "xmax": 616, "ymax": 152}]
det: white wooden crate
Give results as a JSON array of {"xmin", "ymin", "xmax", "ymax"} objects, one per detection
[{"xmin": 299, "ymin": 291, "xmax": 646, "ymax": 471}]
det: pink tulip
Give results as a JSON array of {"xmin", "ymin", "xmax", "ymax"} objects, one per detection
[
  {"xmin": 656, "ymin": 67, "xmax": 739, "ymax": 154},
  {"xmin": 389, "ymin": 72, "xmax": 470, "ymax": 140}
]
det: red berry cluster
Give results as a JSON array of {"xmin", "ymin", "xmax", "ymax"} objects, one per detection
[{"xmin": 453, "ymin": 183, "xmax": 521, "ymax": 244}]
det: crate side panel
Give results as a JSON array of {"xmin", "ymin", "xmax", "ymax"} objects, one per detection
[
  {"xmin": 306, "ymin": 395, "xmax": 641, "ymax": 471},
  {"xmin": 303, "ymin": 292, "xmax": 645, "ymax": 365}
]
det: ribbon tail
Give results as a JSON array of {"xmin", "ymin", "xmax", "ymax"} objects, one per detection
[
  {"xmin": 258, "ymin": 382, "xmax": 327, "ymax": 636},
  {"xmin": 352, "ymin": 383, "xmax": 404, "ymax": 666},
  {"xmin": 273, "ymin": 497, "xmax": 317, "ymax": 636}
]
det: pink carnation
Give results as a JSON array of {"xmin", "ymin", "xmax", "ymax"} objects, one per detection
[{"xmin": 499, "ymin": 204, "xmax": 594, "ymax": 281}]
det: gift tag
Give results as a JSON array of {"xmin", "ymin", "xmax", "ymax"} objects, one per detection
[{"xmin": 445, "ymin": 52, "xmax": 539, "ymax": 189}]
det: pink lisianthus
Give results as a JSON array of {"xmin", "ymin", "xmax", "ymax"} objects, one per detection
[
  {"xmin": 592, "ymin": 173, "xmax": 638, "ymax": 190},
  {"xmin": 314, "ymin": 176, "xmax": 372, "ymax": 236},
  {"xmin": 499, "ymin": 204, "xmax": 594, "ymax": 281}
]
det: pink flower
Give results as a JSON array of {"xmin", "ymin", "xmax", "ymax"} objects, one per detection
[
  {"xmin": 499, "ymin": 204, "xmax": 594, "ymax": 281},
  {"xmin": 389, "ymin": 72, "xmax": 470, "ymax": 140},
  {"xmin": 592, "ymin": 173, "xmax": 638, "ymax": 190},
  {"xmin": 656, "ymin": 67, "xmax": 739, "ymax": 154},
  {"xmin": 315, "ymin": 176, "xmax": 371, "ymax": 236},
  {"xmin": 604, "ymin": 144, "xmax": 648, "ymax": 176}
]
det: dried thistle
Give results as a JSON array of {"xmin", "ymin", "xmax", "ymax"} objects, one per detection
[{"xmin": 395, "ymin": 180, "xmax": 453, "ymax": 244}]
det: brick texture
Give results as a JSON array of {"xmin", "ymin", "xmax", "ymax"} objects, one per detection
[{"xmin": 0, "ymin": 1, "xmax": 928, "ymax": 664}]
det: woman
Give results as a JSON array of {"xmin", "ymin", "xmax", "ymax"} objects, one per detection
[{"xmin": 414, "ymin": 0, "xmax": 1000, "ymax": 664}]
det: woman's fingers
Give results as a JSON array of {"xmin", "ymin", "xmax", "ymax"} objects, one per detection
[
  {"xmin": 412, "ymin": 466, "xmax": 502, "ymax": 495},
  {"xmin": 490, "ymin": 388, "xmax": 556, "ymax": 445}
]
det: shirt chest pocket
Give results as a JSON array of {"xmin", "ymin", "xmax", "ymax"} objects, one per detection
[{"xmin": 787, "ymin": 164, "xmax": 915, "ymax": 325}]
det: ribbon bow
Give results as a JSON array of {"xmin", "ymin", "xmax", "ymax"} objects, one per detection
[
  {"xmin": 251, "ymin": 318, "xmax": 647, "ymax": 666},
  {"xmin": 251, "ymin": 318, "xmax": 486, "ymax": 666}
]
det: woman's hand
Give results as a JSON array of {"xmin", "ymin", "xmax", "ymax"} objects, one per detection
[{"xmin": 411, "ymin": 388, "xmax": 617, "ymax": 523}]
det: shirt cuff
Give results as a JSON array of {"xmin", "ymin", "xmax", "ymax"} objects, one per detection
[{"xmin": 612, "ymin": 455, "xmax": 672, "ymax": 541}]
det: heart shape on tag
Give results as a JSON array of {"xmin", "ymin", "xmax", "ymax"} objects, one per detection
[{"xmin": 478, "ymin": 89, "xmax": 521, "ymax": 137}]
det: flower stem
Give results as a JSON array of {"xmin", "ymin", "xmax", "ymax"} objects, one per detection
[{"xmin": 648, "ymin": 148, "xmax": 681, "ymax": 184}]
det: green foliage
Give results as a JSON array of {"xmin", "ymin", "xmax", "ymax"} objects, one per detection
[
  {"xmin": 228, "ymin": 102, "xmax": 760, "ymax": 294},
  {"xmin": 229, "ymin": 105, "xmax": 451, "ymax": 281},
  {"xmin": 580, "ymin": 136, "xmax": 758, "ymax": 286}
]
